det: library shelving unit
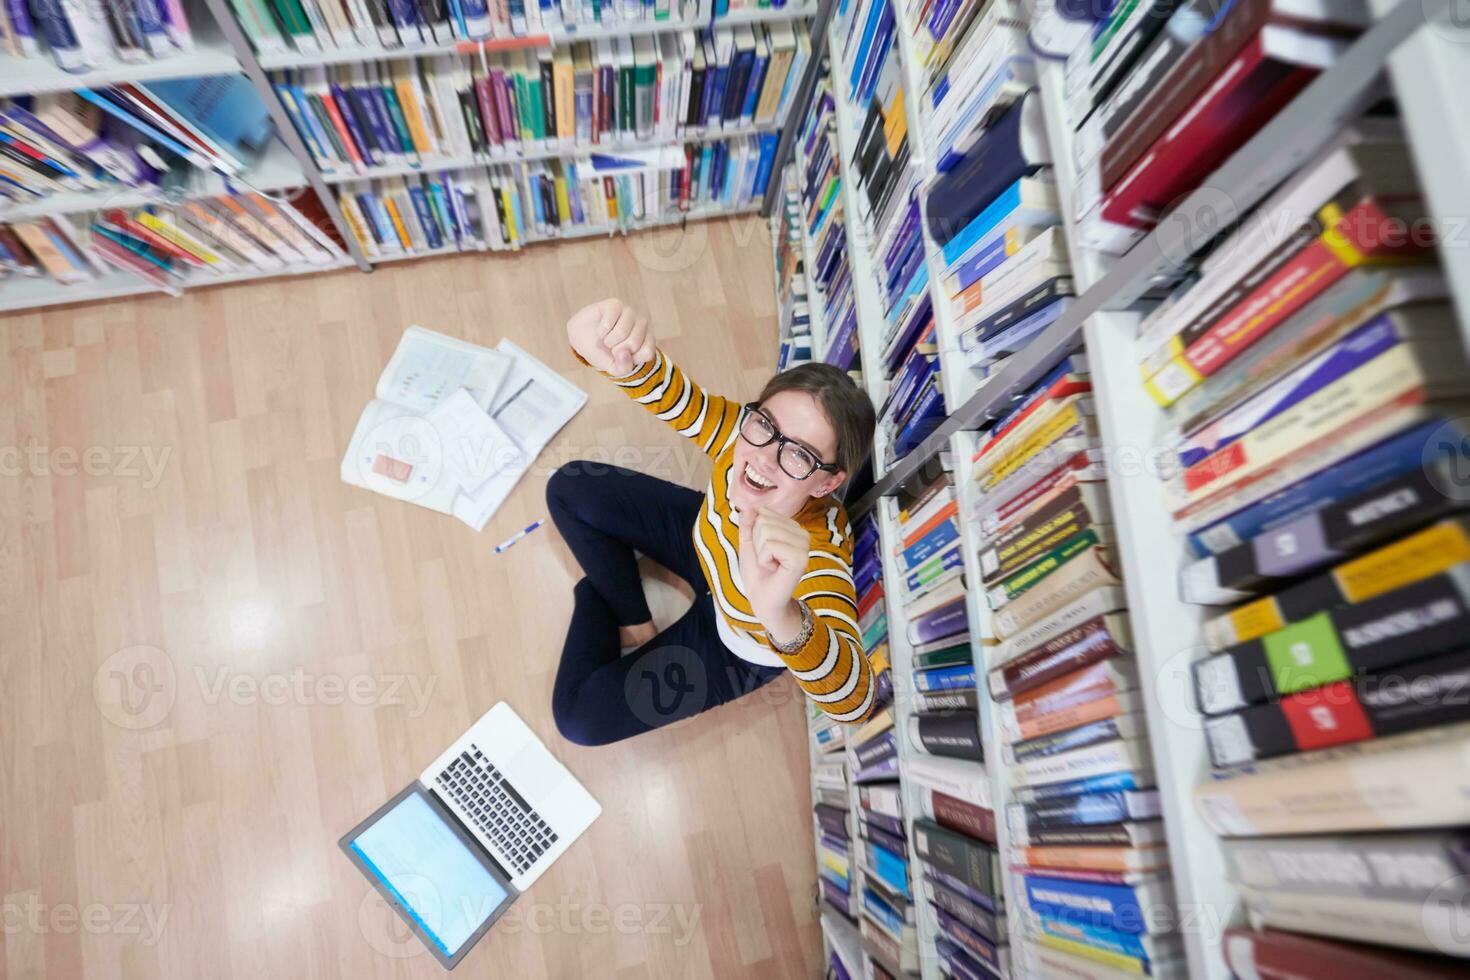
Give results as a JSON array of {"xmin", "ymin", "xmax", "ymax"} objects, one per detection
[
  {"xmin": 2, "ymin": 0, "xmax": 825, "ymax": 311},
  {"xmin": 777, "ymin": 0, "xmax": 1470, "ymax": 978}
]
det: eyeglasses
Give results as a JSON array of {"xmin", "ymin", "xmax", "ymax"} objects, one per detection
[{"xmin": 739, "ymin": 404, "xmax": 840, "ymax": 481}]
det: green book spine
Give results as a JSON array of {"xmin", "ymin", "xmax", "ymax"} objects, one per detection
[
  {"xmin": 306, "ymin": 94, "xmax": 348, "ymax": 160},
  {"xmin": 915, "ymin": 645, "xmax": 973, "ymax": 670},
  {"xmin": 268, "ymin": 0, "xmax": 312, "ymax": 37},
  {"xmin": 619, "ymin": 64, "xmax": 633, "ymax": 133}
]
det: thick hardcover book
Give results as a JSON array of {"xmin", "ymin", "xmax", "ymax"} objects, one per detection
[
  {"xmin": 913, "ymin": 818, "xmax": 1002, "ymax": 901},
  {"xmin": 1181, "ymin": 464, "xmax": 1470, "ymax": 604},
  {"xmin": 1193, "ymin": 564, "xmax": 1470, "ymax": 715},
  {"xmin": 1204, "ymin": 646, "xmax": 1470, "ymax": 767},
  {"xmin": 908, "ymin": 597, "xmax": 970, "ymax": 647},
  {"xmin": 1018, "ymin": 844, "xmax": 1170, "ymax": 875},
  {"xmin": 815, "ymin": 802, "xmax": 850, "ymax": 839},
  {"xmin": 914, "ymin": 642, "xmax": 972, "ymax": 670},
  {"xmin": 928, "ymin": 790, "xmax": 998, "ymax": 846},
  {"xmin": 1221, "ymin": 830, "xmax": 1470, "ymax": 903},
  {"xmin": 927, "ymin": 92, "xmax": 1049, "ymax": 247},
  {"xmin": 1014, "ymin": 820, "xmax": 1166, "ymax": 848},
  {"xmin": 1202, "ymin": 517, "xmax": 1470, "ymax": 651},
  {"xmin": 914, "ymin": 663, "xmax": 977, "ymax": 693},
  {"xmin": 1222, "ymin": 925, "xmax": 1470, "ymax": 978},
  {"xmin": 924, "ymin": 876, "xmax": 1006, "ymax": 944},
  {"xmin": 990, "ymin": 613, "xmax": 1132, "ymax": 701},
  {"xmin": 1194, "ymin": 720, "xmax": 1470, "ymax": 835},
  {"xmin": 858, "ymin": 818, "xmax": 908, "ymax": 858},
  {"xmin": 933, "ymin": 906, "xmax": 1007, "ymax": 973},
  {"xmin": 909, "ymin": 711, "xmax": 984, "ymax": 762},
  {"xmin": 1234, "ymin": 884, "xmax": 1470, "ymax": 956},
  {"xmin": 855, "ymin": 728, "xmax": 899, "ymax": 768},
  {"xmin": 917, "ymin": 688, "xmax": 980, "ymax": 712},
  {"xmin": 1008, "ymin": 736, "xmax": 1153, "ymax": 790}
]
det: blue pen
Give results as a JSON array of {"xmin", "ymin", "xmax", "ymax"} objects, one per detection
[{"xmin": 495, "ymin": 519, "xmax": 545, "ymax": 553}]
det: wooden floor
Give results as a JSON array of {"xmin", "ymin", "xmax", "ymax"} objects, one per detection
[{"xmin": 0, "ymin": 216, "xmax": 826, "ymax": 980}]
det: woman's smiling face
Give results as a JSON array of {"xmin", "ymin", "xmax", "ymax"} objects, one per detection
[{"xmin": 728, "ymin": 390, "xmax": 846, "ymax": 518}]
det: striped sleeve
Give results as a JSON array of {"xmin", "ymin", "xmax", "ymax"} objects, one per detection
[
  {"xmin": 602, "ymin": 348, "xmax": 743, "ymax": 460},
  {"xmin": 769, "ymin": 512, "xmax": 878, "ymax": 725}
]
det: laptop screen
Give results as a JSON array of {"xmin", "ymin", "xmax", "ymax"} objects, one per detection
[{"xmin": 346, "ymin": 789, "xmax": 512, "ymax": 959}]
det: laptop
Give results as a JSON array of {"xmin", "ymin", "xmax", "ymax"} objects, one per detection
[{"xmin": 340, "ymin": 702, "xmax": 601, "ymax": 968}]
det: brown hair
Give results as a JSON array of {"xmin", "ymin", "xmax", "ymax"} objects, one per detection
[{"xmin": 757, "ymin": 363, "xmax": 876, "ymax": 482}]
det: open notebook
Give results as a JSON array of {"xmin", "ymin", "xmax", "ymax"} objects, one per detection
[{"xmin": 341, "ymin": 327, "xmax": 586, "ymax": 530}]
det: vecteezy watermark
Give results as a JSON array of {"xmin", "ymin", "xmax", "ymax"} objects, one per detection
[
  {"xmin": 356, "ymin": 881, "xmax": 702, "ymax": 960},
  {"xmin": 193, "ymin": 666, "xmax": 438, "ymax": 718},
  {"xmin": 93, "ymin": 644, "xmax": 178, "ymax": 731},
  {"xmin": 0, "ymin": 442, "xmax": 172, "ymax": 488},
  {"xmin": 1, "ymin": 895, "xmax": 170, "ymax": 947},
  {"xmin": 1422, "ymin": 873, "xmax": 1470, "ymax": 955}
]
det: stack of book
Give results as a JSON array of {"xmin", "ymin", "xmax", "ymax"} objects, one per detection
[
  {"xmin": 79, "ymin": 191, "xmax": 345, "ymax": 290},
  {"xmin": 227, "ymin": 0, "xmax": 723, "ymax": 56},
  {"xmin": 2, "ymin": 0, "xmax": 198, "ymax": 70},
  {"xmin": 856, "ymin": 778, "xmax": 918, "ymax": 976},
  {"xmin": 0, "ymin": 215, "xmax": 99, "ymax": 286},
  {"xmin": 1136, "ymin": 117, "xmax": 1470, "ymax": 966},
  {"xmin": 1, "ymin": 79, "xmax": 276, "ymax": 208},
  {"xmin": 795, "ymin": 78, "xmax": 859, "ymax": 375},
  {"xmin": 268, "ymin": 24, "xmax": 808, "ymax": 174},
  {"xmin": 854, "ymin": 512, "xmax": 887, "ymax": 661},
  {"xmin": 910, "ymin": 756, "xmax": 1009, "ymax": 978},
  {"xmin": 924, "ymin": 54, "xmax": 1069, "ymax": 384},
  {"xmin": 335, "ymin": 131, "xmax": 776, "ymax": 254},
  {"xmin": 774, "ymin": 172, "xmax": 812, "ymax": 369},
  {"xmin": 1058, "ymin": 0, "xmax": 1371, "ymax": 254},
  {"xmin": 971, "ymin": 352, "xmax": 1188, "ymax": 977},
  {"xmin": 813, "ymin": 754, "xmax": 856, "ymax": 920}
]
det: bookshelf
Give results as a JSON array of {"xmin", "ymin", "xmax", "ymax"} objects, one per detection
[
  {"xmin": 2, "ymin": 0, "xmax": 821, "ymax": 311},
  {"xmin": 779, "ymin": 0, "xmax": 1470, "ymax": 978}
]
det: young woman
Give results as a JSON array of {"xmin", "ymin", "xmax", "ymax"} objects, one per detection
[{"xmin": 546, "ymin": 298, "xmax": 883, "ymax": 746}]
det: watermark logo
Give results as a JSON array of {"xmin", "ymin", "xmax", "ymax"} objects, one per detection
[
  {"xmin": 355, "ymin": 415, "xmax": 444, "ymax": 504},
  {"xmin": 193, "ymin": 665, "xmax": 438, "ymax": 717},
  {"xmin": 93, "ymin": 644, "xmax": 177, "ymax": 731},
  {"xmin": 623, "ymin": 644, "xmax": 710, "ymax": 733},
  {"xmin": 1422, "ymin": 417, "xmax": 1470, "ymax": 501},
  {"xmin": 1422, "ymin": 873, "xmax": 1470, "ymax": 955},
  {"xmin": 1, "ymin": 895, "xmax": 169, "ymax": 947},
  {"xmin": 357, "ymin": 873, "xmax": 441, "ymax": 960}
]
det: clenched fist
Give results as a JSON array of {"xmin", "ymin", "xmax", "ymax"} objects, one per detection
[
  {"xmin": 739, "ymin": 507, "xmax": 812, "ymax": 645},
  {"xmin": 566, "ymin": 298, "xmax": 656, "ymax": 377}
]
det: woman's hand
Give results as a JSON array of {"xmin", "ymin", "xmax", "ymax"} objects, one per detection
[
  {"xmin": 566, "ymin": 299, "xmax": 656, "ymax": 377},
  {"xmin": 738, "ymin": 507, "xmax": 811, "ymax": 646}
]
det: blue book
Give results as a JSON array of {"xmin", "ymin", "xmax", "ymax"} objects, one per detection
[
  {"xmin": 866, "ymin": 841, "xmax": 911, "ymax": 898},
  {"xmin": 902, "ymin": 520, "xmax": 960, "ymax": 569},
  {"xmin": 1015, "ymin": 769, "xmax": 1154, "ymax": 803},
  {"xmin": 861, "ymin": 887, "xmax": 906, "ymax": 935},
  {"xmin": 847, "ymin": 0, "xmax": 889, "ymax": 100},
  {"xmin": 1023, "ymin": 789, "xmax": 1160, "ymax": 827},
  {"xmin": 751, "ymin": 132, "xmax": 778, "ymax": 200},
  {"xmin": 742, "ymin": 54, "xmax": 768, "ymax": 122},
  {"xmin": 142, "ymin": 76, "xmax": 273, "ymax": 156},
  {"xmin": 940, "ymin": 177, "xmax": 1054, "ymax": 268},
  {"xmin": 723, "ymin": 45, "xmax": 754, "ymax": 123},
  {"xmin": 705, "ymin": 60, "xmax": 729, "ymax": 128},
  {"xmin": 928, "ymin": 94, "xmax": 1046, "ymax": 247},
  {"xmin": 934, "ymin": 60, "xmax": 1036, "ymax": 171},
  {"xmin": 856, "ymin": 7, "xmax": 896, "ymax": 105},
  {"xmin": 365, "ymin": 84, "xmax": 406, "ymax": 157},
  {"xmin": 74, "ymin": 89, "xmax": 206, "ymax": 169},
  {"xmin": 275, "ymin": 83, "xmax": 326, "ymax": 164},
  {"xmin": 887, "ymin": 361, "xmax": 939, "ymax": 434},
  {"xmin": 949, "ymin": 229, "xmax": 1023, "ymax": 293},
  {"xmin": 884, "ymin": 262, "xmax": 930, "ymax": 332},
  {"xmin": 28, "ymin": 0, "xmax": 81, "ymax": 71},
  {"xmin": 333, "ymin": 84, "xmax": 381, "ymax": 163},
  {"xmin": 426, "ymin": 179, "xmax": 458, "ymax": 243},
  {"xmin": 966, "ymin": 299, "xmax": 1068, "ymax": 364},
  {"xmin": 407, "ymin": 185, "xmax": 443, "ymax": 249},
  {"xmin": 895, "ymin": 388, "xmax": 946, "ymax": 458},
  {"xmin": 914, "ymin": 663, "xmax": 976, "ymax": 692},
  {"xmin": 1189, "ymin": 417, "xmax": 1467, "ymax": 556},
  {"xmin": 385, "ymin": 0, "xmax": 422, "ymax": 35},
  {"xmin": 906, "ymin": 546, "xmax": 964, "ymax": 592},
  {"xmin": 1023, "ymin": 876, "xmax": 1157, "ymax": 934},
  {"xmin": 5, "ymin": 0, "xmax": 37, "ymax": 54},
  {"xmin": 883, "ymin": 298, "xmax": 934, "ymax": 375},
  {"xmin": 934, "ymin": 935, "xmax": 993, "ymax": 980},
  {"xmin": 356, "ymin": 193, "xmax": 389, "ymax": 245}
]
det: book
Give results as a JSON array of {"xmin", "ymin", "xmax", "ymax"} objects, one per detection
[
  {"xmin": 1006, "ymin": 711, "xmax": 1146, "ymax": 766},
  {"xmin": 1234, "ymin": 884, "xmax": 1470, "ymax": 956},
  {"xmin": 990, "ymin": 612, "xmax": 1132, "ymax": 701},
  {"xmin": 1203, "ymin": 646, "xmax": 1470, "ymax": 767},
  {"xmin": 1181, "ymin": 463, "xmax": 1470, "ymax": 604},
  {"xmin": 1202, "ymin": 517, "xmax": 1470, "ymax": 650},
  {"xmin": 909, "ymin": 711, "xmax": 984, "ymax": 762},
  {"xmin": 340, "ymin": 330, "xmax": 584, "ymax": 531},
  {"xmin": 1221, "ymin": 830, "xmax": 1470, "ymax": 903},
  {"xmin": 979, "ymin": 482, "xmax": 1113, "ymax": 583},
  {"xmin": 1017, "ymin": 844, "xmax": 1170, "ymax": 875},
  {"xmin": 992, "ymin": 540, "xmax": 1123, "ymax": 640},
  {"xmin": 1193, "ymin": 720, "xmax": 1470, "ymax": 835},
  {"xmin": 1222, "ymin": 925, "xmax": 1470, "ymax": 978},
  {"xmin": 1193, "ymin": 564, "xmax": 1470, "ymax": 715},
  {"xmin": 913, "ymin": 818, "xmax": 1003, "ymax": 901},
  {"xmin": 1008, "ymin": 736, "xmax": 1153, "ymax": 789}
]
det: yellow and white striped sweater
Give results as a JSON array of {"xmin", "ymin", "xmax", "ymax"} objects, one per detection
[{"xmin": 609, "ymin": 348, "xmax": 878, "ymax": 724}]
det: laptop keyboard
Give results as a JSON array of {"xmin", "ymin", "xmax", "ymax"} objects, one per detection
[{"xmin": 435, "ymin": 747, "xmax": 558, "ymax": 877}]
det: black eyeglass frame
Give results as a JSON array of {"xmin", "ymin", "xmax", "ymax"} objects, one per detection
[{"xmin": 739, "ymin": 403, "xmax": 841, "ymax": 481}]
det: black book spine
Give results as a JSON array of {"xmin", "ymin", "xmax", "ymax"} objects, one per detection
[{"xmin": 913, "ymin": 818, "xmax": 1000, "ymax": 900}]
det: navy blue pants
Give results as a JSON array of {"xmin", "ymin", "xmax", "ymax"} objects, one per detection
[{"xmin": 545, "ymin": 462, "xmax": 785, "ymax": 746}]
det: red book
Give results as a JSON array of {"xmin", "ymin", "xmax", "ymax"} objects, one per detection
[
  {"xmin": 858, "ymin": 581, "xmax": 886, "ymax": 620},
  {"xmin": 473, "ymin": 74, "xmax": 501, "ymax": 149},
  {"xmin": 318, "ymin": 90, "xmax": 365, "ymax": 167},
  {"xmin": 1171, "ymin": 195, "xmax": 1432, "ymax": 382},
  {"xmin": 99, "ymin": 210, "xmax": 205, "ymax": 269},
  {"xmin": 90, "ymin": 235, "xmax": 172, "ymax": 289},
  {"xmin": 1101, "ymin": 28, "xmax": 1339, "ymax": 231},
  {"xmin": 1011, "ymin": 658, "xmax": 1134, "ymax": 723},
  {"xmin": 930, "ymin": 790, "xmax": 996, "ymax": 845},
  {"xmin": 1223, "ymin": 927, "xmax": 1470, "ymax": 979},
  {"xmin": 993, "ymin": 614, "xmax": 1128, "ymax": 701}
]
